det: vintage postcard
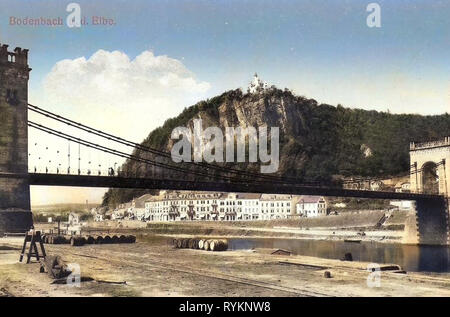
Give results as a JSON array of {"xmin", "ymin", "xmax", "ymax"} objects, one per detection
[{"xmin": 0, "ymin": 0, "xmax": 449, "ymax": 304}]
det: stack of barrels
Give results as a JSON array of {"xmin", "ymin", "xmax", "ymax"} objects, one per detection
[
  {"xmin": 42, "ymin": 233, "xmax": 136, "ymax": 247},
  {"xmin": 42, "ymin": 234, "xmax": 69, "ymax": 245},
  {"xmin": 172, "ymin": 238, "xmax": 228, "ymax": 251}
]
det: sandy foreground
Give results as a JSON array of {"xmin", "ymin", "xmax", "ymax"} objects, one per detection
[{"xmin": 1, "ymin": 235, "xmax": 450, "ymax": 297}]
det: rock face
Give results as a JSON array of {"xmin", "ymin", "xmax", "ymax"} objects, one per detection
[
  {"xmin": 103, "ymin": 87, "xmax": 450, "ymax": 206},
  {"xmin": 117, "ymin": 89, "xmax": 317, "ymax": 184}
]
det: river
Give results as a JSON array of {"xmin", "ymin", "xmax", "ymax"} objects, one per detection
[{"xmin": 228, "ymin": 238, "xmax": 450, "ymax": 273}]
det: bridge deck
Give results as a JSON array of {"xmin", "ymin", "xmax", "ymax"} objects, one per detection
[{"xmin": 0, "ymin": 172, "xmax": 443, "ymax": 201}]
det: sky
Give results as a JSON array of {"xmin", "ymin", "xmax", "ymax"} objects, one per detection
[{"xmin": 0, "ymin": 0, "xmax": 448, "ymax": 205}]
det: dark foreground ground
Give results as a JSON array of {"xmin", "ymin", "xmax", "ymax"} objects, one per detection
[{"xmin": 1, "ymin": 233, "xmax": 450, "ymax": 297}]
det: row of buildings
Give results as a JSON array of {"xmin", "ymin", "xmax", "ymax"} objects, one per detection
[
  {"xmin": 106, "ymin": 191, "xmax": 328, "ymax": 222},
  {"xmin": 342, "ymin": 175, "xmax": 411, "ymax": 193}
]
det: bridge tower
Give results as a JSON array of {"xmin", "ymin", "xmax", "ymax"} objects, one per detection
[
  {"xmin": 408, "ymin": 138, "xmax": 450, "ymax": 245},
  {"xmin": 410, "ymin": 138, "xmax": 450, "ymax": 196},
  {"xmin": 0, "ymin": 44, "xmax": 33, "ymax": 234}
]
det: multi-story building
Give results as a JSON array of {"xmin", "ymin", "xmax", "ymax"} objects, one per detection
[
  {"xmin": 236, "ymin": 193, "xmax": 261, "ymax": 220},
  {"xmin": 145, "ymin": 191, "xmax": 223, "ymax": 222},
  {"xmin": 296, "ymin": 196, "xmax": 327, "ymax": 218},
  {"xmin": 259, "ymin": 194, "xmax": 292, "ymax": 220},
  {"xmin": 141, "ymin": 192, "xmax": 327, "ymax": 222},
  {"xmin": 129, "ymin": 194, "xmax": 153, "ymax": 220}
]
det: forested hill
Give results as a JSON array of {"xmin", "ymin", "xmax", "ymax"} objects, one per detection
[{"xmin": 102, "ymin": 88, "xmax": 450, "ymax": 207}]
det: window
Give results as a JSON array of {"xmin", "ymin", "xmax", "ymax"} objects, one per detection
[{"xmin": 6, "ymin": 89, "xmax": 18, "ymax": 105}]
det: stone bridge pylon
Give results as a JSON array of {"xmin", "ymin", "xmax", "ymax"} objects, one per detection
[
  {"xmin": 0, "ymin": 44, "xmax": 33, "ymax": 234},
  {"xmin": 408, "ymin": 139, "xmax": 450, "ymax": 245}
]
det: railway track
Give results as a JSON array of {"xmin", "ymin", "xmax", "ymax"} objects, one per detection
[{"xmin": 63, "ymin": 246, "xmax": 331, "ymax": 297}]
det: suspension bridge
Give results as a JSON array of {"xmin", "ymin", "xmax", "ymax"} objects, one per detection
[
  {"xmin": 21, "ymin": 104, "xmax": 442, "ymax": 200},
  {"xmin": 0, "ymin": 43, "xmax": 448, "ymax": 244}
]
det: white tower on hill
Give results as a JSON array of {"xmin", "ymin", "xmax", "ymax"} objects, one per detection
[{"xmin": 247, "ymin": 73, "xmax": 269, "ymax": 93}]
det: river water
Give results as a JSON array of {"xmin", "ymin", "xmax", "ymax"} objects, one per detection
[{"xmin": 228, "ymin": 238, "xmax": 450, "ymax": 273}]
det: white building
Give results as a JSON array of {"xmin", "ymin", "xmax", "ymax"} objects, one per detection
[
  {"xmin": 145, "ymin": 191, "xmax": 223, "ymax": 222},
  {"xmin": 236, "ymin": 193, "xmax": 261, "ymax": 220},
  {"xmin": 112, "ymin": 202, "xmax": 130, "ymax": 220},
  {"xmin": 390, "ymin": 200, "xmax": 413, "ymax": 211},
  {"xmin": 129, "ymin": 194, "xmax": 153, "ymax": 220},
  {"xmin": 395, "ymin": 181, "xmax": 411, "ymax": 193},
  {"xmin": 247, "ymin": 73, "xmax": 269, "ymax": 93},
  {"xmin": 334, "ymin": 202, "xmax": 347, "ymax": 208},
  {"xmin": 140, "ymin": 191, "xmax": 311, "ymax": 222},
  {"xmin": 296, "ymin": 196, "xmax": 327, "ymax": 218},
  {"xmin": 68, "ymin": 212, "xmax": 81, "ymax": 225},
  {"xmin": 259, "ymin": 194, "xmax": 292, "ymax": 220}
]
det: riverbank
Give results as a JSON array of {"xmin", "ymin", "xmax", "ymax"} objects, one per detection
[
  {"xmin": 78, "ymin": 209, "xmax": 410, "ymax": 244},
  {"xmin": 1, "ymin": 235, "xmax": 449, "ymax": 297}
]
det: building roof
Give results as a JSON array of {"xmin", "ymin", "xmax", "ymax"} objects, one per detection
[
  {"xmin": 133, "ymin": 194, "xmax": 154, "ymax": 207},
  {"xmin": 297, "ymin": 196, "xmax": 325, "ymax": 204},
  {"xmin": 395, "ymin": 181, "xmax": 410, "ymax": 188},
  {"xmin": 235, "ymin": 193, "xmax": 261, "ymax": 200},
  {"xmin": 260, "ymin": 194, "xmax": 292, "ymax": 201}
]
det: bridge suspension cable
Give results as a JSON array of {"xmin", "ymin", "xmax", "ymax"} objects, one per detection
[
  {"xmin": 29, "ymin": 120, "xmax": 328, "ymax": 188},
  {"xmin": 28, "ymin": 120, "xmax": 242, "ymax": 183},
  {"xmin": 33, "ymin": 103, "xmax": 436, "ymax": 188},
  {"xmin": 28, "ymin": 103, "xmax": 314, "ymax": 185}
]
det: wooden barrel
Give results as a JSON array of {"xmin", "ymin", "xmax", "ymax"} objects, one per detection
[
  {"xmin": 176, "ymin": 239, "xmax": 183, "ymax": 248},
  {"xmin": 119, "ymin": 235, "xmax": 127, "ymax": 243},
  {"xmin": 219, "ymin": 239, "xmax": 228, "ymax": 251},
  {"xmin": 103, "ymin": 235, "xmax": 112, "ymax": 244},
  {"xmin": 111, "ymin": 235, "xmax": 119, "ymax": 244},
  {"xmin": 203, "ymin": 240, "xmax": 210, "ymax": 251},
  {"xmin": 70, "ymin": 236, "xmax": 85, "ymax": 247},
  {"xmin": 53, "ymin": 235, "xmax": 66, "ymax": 245},
  {"xmin": 208, "ymin": 239, "xmax": 215, "ymax": 251},
  {"xmin": 188, "ymin": 239, "xmax": 194, "ymax": 249},
  {"xmin": 211, "ymin": 239, "xmax": 228, "ymax": 251},
  {"xmin": 172, "ymin": 238, "xmax": 178, "ymax": 248},
  {"xmin": 126, "ymin": 235, "xmax": 136, "ymax": 243},
  {"xmin": 182, "ymin": 238, "xmax": 190, "ymax": 248},
  {"xmin": 95, "ymin": 235, "xmax": 104, "ymax": 244},
  {"xmin": 86, "ymin": 236, "xmax": 95, "ymax": 244},
  {"xmin": 192, "ymin": 239, "xmax": 199, "ymax": 249},
  {"xmin": 198, "ymin": 239, "xmax": 204, "ymax": 249},
  {"xmin": 209, "ymin": 239, "xmax": 219, "ymax": 251}
]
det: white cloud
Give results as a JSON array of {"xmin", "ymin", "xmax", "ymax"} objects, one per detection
[
  {"xmin": 40, "ymin": 49, "xmax": 210, "ymax": 140},
  {"xmin": 29, "ymin": 49, "xmax": 210, "ymax": 205}
]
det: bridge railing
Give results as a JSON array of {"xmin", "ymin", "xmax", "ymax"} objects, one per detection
[{"xmin": 28, "ymin": 167, "xmax": 121, "ymax": 177}]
